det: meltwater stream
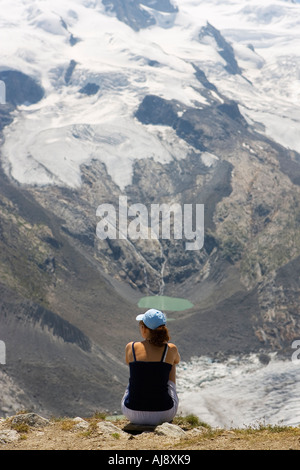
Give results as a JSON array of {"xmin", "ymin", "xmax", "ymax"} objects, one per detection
[{"xmin": 176, "ymin": 354, "xmax": 300, "ymax": 429}]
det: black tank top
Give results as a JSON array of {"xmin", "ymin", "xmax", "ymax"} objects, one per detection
[{"xmin": 124, "ymin": 342, "xmax": 174, "ymax": 412}]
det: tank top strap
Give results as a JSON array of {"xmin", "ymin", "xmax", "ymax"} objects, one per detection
[
  {"xmin": 161, "ymin": 343, "xmax": 169, "ymax": 362},
  {"xmin": 131, "ymin": 342, "xmax": 137, "ymax": 362}
]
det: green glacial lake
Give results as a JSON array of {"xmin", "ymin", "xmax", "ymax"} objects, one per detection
[{"xmin": 138, "ymin": 295, "xmax": 194, "ymax": 312}]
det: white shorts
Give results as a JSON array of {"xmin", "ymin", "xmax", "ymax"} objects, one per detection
[{"xmin": 121, "ymin": 380, "xmax": 179, "ymax": 426}]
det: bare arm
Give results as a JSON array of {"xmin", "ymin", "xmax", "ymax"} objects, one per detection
[
  {"xmin": 169, "ymin": 344, "xmax": 180, "ymax": 383},
  {"xmin": 169, "ymin": 364, "xmax": 177, "ymax": 383},
  {"xmin": 125, "ymin": 342, "xmax": 133, "ymax": 364}
]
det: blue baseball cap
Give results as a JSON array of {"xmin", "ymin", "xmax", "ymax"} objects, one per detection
[{"xmin": 136, "ymin": 309, "xmax": 166, "ymax": 330}]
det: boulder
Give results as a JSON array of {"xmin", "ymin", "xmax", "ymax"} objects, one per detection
[
  {"xmin": 73, "ymin": 417, "xmax": 89, "ymax": 430},
  {"xmin": 155, "ymin": 422, "xmax": 186, "ymax": 438},
  {"xmin": 0, "ymin": 429, "xmax": 19, "ymax": 444},
  {"xmin": 97, "ymin": 421, "xmax": 129, "ymax": 439},
  {"xmin": 11, "ymin": 413, "xmax": 49, "ymax": 428}
]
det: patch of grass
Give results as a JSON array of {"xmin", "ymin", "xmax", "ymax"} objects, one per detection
[
  {"xmin": 173, "ymin": 414, "xmax": 210, "ymax": 430},
  {"xmin": 11, "ymin": 422, "xmax": 30, "ymax": 434},
  {"xmin": 80, "ymin": 429, "xmax": 94, "ymax": 438},
  {"xmin": 86, "ymin": 421, "xmax": 98, "ymax": 434},
  {"xmin": 199, "ymin": 428, "xmax": 224, "ymax": 439},
  {"xmin": 90, "ymin": 411, "xmax": 108, "ymax": 421},
  {"xmin": 235, "ymin": 422, "xmax": 300, "ymax": 435},
  {"xmin": 59, "ymin": 418, "xmax": 76, "ymax": 431}
]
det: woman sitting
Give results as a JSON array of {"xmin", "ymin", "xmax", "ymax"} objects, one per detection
[{"xmin": 121, "ymin": 309, "xmax": 180, "ymax": 426}]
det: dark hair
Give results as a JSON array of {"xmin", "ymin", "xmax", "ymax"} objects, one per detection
[{"xmin": 141, "ymin": 321, "xmax": 170, "ymax": 347}]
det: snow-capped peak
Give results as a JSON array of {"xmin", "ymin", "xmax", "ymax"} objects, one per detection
[{"xmin": 0, "ymin": 0, "xmax": 300, "ymax": 189}]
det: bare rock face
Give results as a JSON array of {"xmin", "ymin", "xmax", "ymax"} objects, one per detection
[
  {"xmin": 0, "ymin": 70, "xmax": 44, "ymax": 107},
  {"xmin": 102, "ymin": 0, "xmax": 178, "ymax": 31}
]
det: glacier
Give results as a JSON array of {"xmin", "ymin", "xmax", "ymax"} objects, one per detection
[
  {"xmin": 0, "ymin": 0, "xmax": 300, "ymax": 189},
  {"xmin": 177, "ymin": 353, "xmax": 300, "ymax": 429}
]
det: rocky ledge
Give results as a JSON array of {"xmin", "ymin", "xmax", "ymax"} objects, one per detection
[
  {"xmin": 0, "ymin": 412, "xmax": 203, "ymax": 446},
  {"xmin": 1, "ymin": 412, "xmax": 300, "ymax": 451}
]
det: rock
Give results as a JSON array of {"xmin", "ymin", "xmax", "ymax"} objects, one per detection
[
  {"xmin": 0, "ymin": 70, "xmax": 44, "ymax": 107},
  {"xmin": 155, "ymin": 422, "xmax": 186, "ymax": 438},
  {"xmin": 73, "ymin": 417, "xmax": 89, "ymax": 430},
  {"xmin": 97, "ymin": 421, "xmax": 129, "ymax": 439},
  {"xmin": 102, "ymin": 0, "xmax": 177, "ymax": 32},
  {"xmin": 11, "ymin": 413, "xmax": 49, "ymax": 428},
  {"xmin": 0, "ymin": 429, "xmax": 19, "ymax": 444}
]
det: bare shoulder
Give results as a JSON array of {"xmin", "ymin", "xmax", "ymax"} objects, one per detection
[
  {"xmin": 167, "ymin": 342, "xmax": 179, "ymax": 351},
  {"xmin": 125, "ymin": 342, "xmax": 134, "ymax": 364},
  {"xmin": 167, "ymin": 342, "xmax": 180, "ymax": 363}
]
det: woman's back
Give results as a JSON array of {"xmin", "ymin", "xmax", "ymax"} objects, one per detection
[
  {"xmin": 125, "ymin": 342, "xmax": 173, "ymax": 412},
  {"xmin": 126, "ymin": 340, "xmax": 179, "ymax": 365},
  {"xmin": 121, "ymin": 309, "xmax": 180, "ymax": 425}
]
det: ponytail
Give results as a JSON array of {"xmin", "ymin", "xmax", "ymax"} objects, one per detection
[{"xmin": 140, "ymin": 321, "xmax": 170, "ymax": 347}]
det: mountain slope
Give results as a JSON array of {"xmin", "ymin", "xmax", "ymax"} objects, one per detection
[{"xmin": 0, "ymin": 163, "xmax": 138, "ymax": 417}]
